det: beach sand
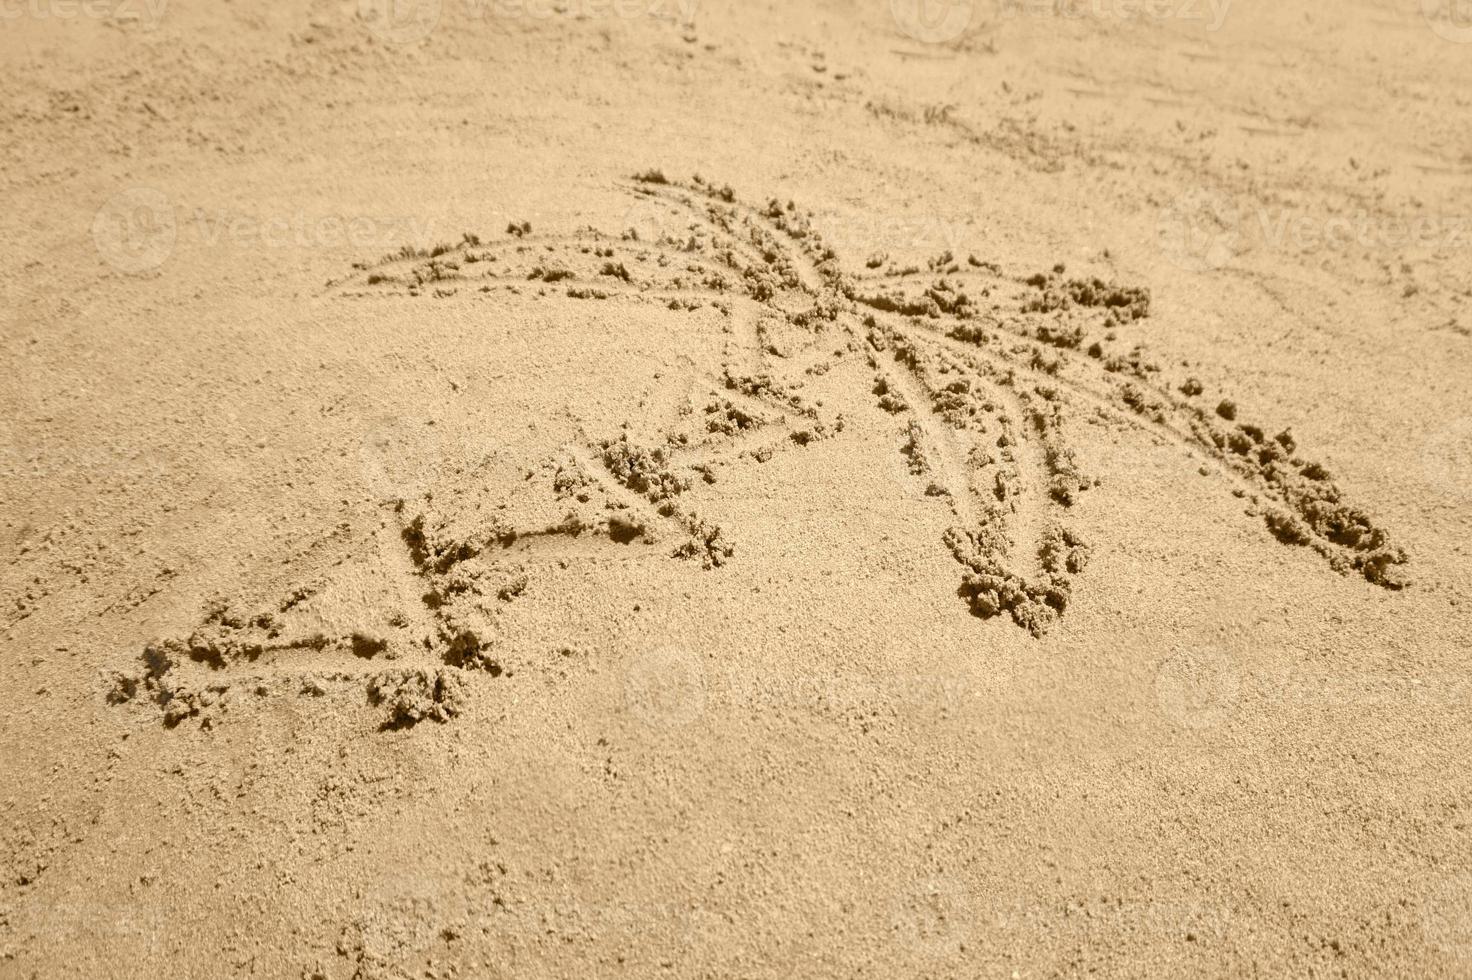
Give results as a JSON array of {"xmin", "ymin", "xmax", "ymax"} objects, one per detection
[{"xmin": 2, "ymin": 1, "xmax": 1471, "ymax": 975}]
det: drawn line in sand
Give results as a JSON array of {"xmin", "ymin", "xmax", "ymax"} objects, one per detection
[{"xmin": 107, "ymin": 172, "xmax": 1408, "ymax": 728}]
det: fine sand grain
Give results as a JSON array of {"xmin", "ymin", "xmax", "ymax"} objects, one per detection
[{"xmin": 2, "ymin": 1, "xmax": 1471, "ymax": 976}]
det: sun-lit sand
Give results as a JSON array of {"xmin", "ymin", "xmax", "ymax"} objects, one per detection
[{"xmin": 2, "ymin": 1, "xmax": 1471, "ymax": 976}]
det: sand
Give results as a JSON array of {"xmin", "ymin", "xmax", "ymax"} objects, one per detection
[{"xmin": 2, "ymin": 0, "xmax": 1471, "ymax": 976}]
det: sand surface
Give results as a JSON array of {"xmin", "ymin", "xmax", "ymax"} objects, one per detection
[{"xmin": 3, "ymin": 1, "xmax": 1472, "ymax": 976}]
